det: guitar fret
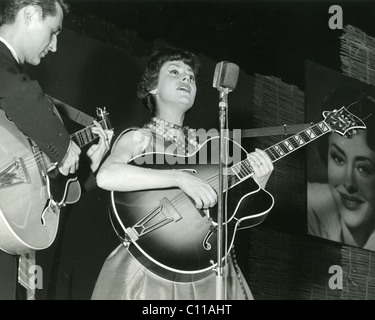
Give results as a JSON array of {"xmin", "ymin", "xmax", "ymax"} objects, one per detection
[
  {"xmin": 79, "ymin": 132, "xmax": 86, "ymax": 146},
  {"xmin": 312, "ymin": 125, "xmax": 323, "ymax": 136},
  {"xmin": 288, "ymin": 137, "xmax": 299, "ymax": 149},
  {"xmin": 282, "ymin": 140, "xmax": 295, "ymax": 152},
  {"xmin": 304, "ymin": 128, "xmax": 318, "ymax": 140},
  {"xmin": 265, "ymin": 148, "xmax": 278, "ymax": 161},
  {"xmin": 237, "ymin": 165, "xmax": 247, "ymax": 180},
  {"xmin": 70, "ymin": 123, "xmax": 105, "ymax": 149},
  {"xmin": 264, "ymin": 121, "xmax": 331, "ymax": 162},
  {"xmin": 311, "ymin": 123, "xmax": 330, "ymax": 140},
  {"xmin": 298, "ymin": 131, "xmax": 310, "ymax": 143},
  {"xmin": 274, "ymin": 144, "xmax": 285, "ymax": 157},
  {"xmin": 71, "ymin": 132, "xmax": 81, "ymax": 148},
  {"xmin": 241, "ymin": 160, "xmax": 253, "ymax": 176},
  {"xmin": 76, "ymin": 132, "xmax": 85, "ymax": 148},
  {"xmin": 293, "ymin": 134, "xmax": 306, "ymax": 146},
  {"xmin": 66, "ymin": 110, "xmax": 111, "ymax": 150},
  {"xmin": 83, "ymin": 128, "xmax": 90, "ymax": 143},
  {"xmin": 83, "ymin": 129, "xmax": 90, "ymax": 145},
  {"xmin": 86, "ymin": 127, "xmax": 96, "ymax": 141},
  {"xmin": 231, "ymin": 163, "xmax": 243, "ymax": 179},
  {"xmin": 230, "ymin": 159, "xmax": 255, "ymax": 182},
  {"xmin": 278, "ymin": 142, "xmax": 290, "ymax": 155},
  {"xmin": 318, "ymin": 121, "xmax": 331, "ymax": 133}
]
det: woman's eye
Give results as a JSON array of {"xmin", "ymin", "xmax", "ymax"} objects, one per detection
[
  {"xmin": 170, "ymin": 70, "xmax": 179, "ymax": 75},
  {"xmin": 330, "ymin": 152, "xmax": 344, "ymax": 165},
  {"xmin": 358, "ymin": 164, "xmax": 374, "ymax": 177}
]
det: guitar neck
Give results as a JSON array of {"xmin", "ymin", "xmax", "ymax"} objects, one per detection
[
  {"xmin": 70, "ymin": 119, "xmax": 108, "ymax": 148},
  {"xmin": 228, "ymin": 119, "xmax": 332, "ymax": 182},
  {"xmin": 265, "ymin": 119, "xmax": 331, "ymax": 163}
]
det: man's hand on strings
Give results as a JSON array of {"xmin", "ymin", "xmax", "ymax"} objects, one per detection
[{"xmin": 86, "ymin": 120, "xmax": 114, "ymax": 173}]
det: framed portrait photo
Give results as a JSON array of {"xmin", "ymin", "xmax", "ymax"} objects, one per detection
[{"xmin": 305, "ymin": 61, "xmax": 375, "ymax": 251}]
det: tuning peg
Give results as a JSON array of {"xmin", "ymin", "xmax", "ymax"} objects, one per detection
[{"xmin": 346, "ymin": 129, "xmax": 357, "ymax": 137}]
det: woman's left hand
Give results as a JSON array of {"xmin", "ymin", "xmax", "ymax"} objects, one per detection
[
  {"xmin": 86, "ymin": 120, "xmax": 114, "ymax": 173},
  {"xmin": 246, "ymin": 148, "xmax": 274, "ymax": 189}
]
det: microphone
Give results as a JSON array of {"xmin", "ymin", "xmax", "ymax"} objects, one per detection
[{"xmin": 212, "ymin": 61, "xmax": 240, "ymax": 92}]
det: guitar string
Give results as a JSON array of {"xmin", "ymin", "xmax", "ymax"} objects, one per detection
[
  {"xmin": 6, "ymin": 123, "xmax": 102, "ymax": 198},
  {"xmin": 169, "ymin": 167, "xmax": 242, "ymax": 211},
  {"xmin": 169, "ymin": 166, "xmax": 247, "ymax": 213},
  {"xmin": 11, "ymin": 121, "xmax": 107, "ymax": 172},
  {"xmin": 19, "ymin": 118, "xmax": 318, "ymax": 184},
  {"xmin": 227, "ymin": 121, "xmax": 326, "ymax": 178},
  {"xmin": 132, "ymin": 118, "xmax": 335, "ymax": 287},
  {"xmin": 146, "ymin": 120, "xmax": 328, "ymax": 209},
  {"xmin": 6, "ymin": 112, "xmax": 352, "ymax": 179},
  {"xmin": 135, "ymin": 112, "xmax": 354, "ymax": 290},
  {"xmin": 165, "ymin": 120, "xmax": 330, "ymax": 231}
]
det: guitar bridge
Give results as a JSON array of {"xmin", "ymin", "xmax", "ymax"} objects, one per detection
[{"xmin": 0, "ymin": 158, "xmax": 30, "ymax": 189}]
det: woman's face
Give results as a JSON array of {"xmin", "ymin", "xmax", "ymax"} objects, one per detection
[
  {"xmin": 327, "ymin": 130, "xmax": 375, "ymax": 230},
  {"xmin": 150, "ymin": 60, "xmax": 197, "ymax": 113}
]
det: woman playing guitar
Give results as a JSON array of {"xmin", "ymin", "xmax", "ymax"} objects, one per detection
[{"xmin": 91, "ymin": 47, "xmax": 274, "ymax": 300}]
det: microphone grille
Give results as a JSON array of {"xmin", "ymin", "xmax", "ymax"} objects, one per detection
[{"xmin": 213, "ymin": 61, "xmax": 240, "ymax": 91}]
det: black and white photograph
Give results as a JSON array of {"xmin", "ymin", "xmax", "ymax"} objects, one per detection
[
  {"xmin": 306, "ymin": 62, "xmax": 375, "ymax": 252},
  {"xmin": 0, "ymin": 0, "xmax": 374, "ymax": 304}
]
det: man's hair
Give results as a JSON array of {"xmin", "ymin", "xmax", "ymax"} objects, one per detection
[
  {"xmin": 0, "ymin": 0, "xmax": 69, "ymax": 26},
  {"xmin": 137, "ymin": 47, "xmax": 200, "ymax": 116},
  {"xmin": 317, "ymin": 86, "xmax": 375, "ymax": 167}
]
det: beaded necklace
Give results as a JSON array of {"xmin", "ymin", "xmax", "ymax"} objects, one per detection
[{"xmin": 144, "ymin": 117, "xmax": 200, "ymax": 155}]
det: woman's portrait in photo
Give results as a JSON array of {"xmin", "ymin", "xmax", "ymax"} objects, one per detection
[{"xmin": 306, "ymin": 62, "xmax": 375, "ymax": 251}]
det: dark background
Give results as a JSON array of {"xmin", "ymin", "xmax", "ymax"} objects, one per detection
[
  {"xmin": 22, "ymin": 0, "xmax": 375, "ymax": 299},
  {"xmin": 68, "ymin": 0, "xmax": 375, "ymax": 88}
]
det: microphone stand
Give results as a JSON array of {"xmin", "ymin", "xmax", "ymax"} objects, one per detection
[{"xmin": 216, "ymin": 88, "xmax": 229, "ymax": 300}]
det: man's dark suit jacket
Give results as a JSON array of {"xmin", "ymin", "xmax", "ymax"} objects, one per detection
[
  {"xmin": 0, "ymin": 41, "xmax": 70, "ymax": 163},
  {"xmin": 0, "ymin": 41, "xmax": 97, "ymax": 299}
]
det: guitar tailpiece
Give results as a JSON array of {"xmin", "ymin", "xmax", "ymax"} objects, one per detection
[
  {"xmin": 121, "ymin": 233, "xmax": 132, "ymax": 248},
  {"xmin": 122, "ymin": 239, "xmax": 131, "ymax": 248}
]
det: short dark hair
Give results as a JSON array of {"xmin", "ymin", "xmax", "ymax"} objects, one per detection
[
  {"xmin": 0, "ymin": 0, "xmax": 69, "ymax": 26},
  {"xmin": 317, "ymin": 86, "xmax": 375, "ymax": 166},
  {"xmin": 137, "ymin": 47, "xmax": 200, "ymax": 116}
]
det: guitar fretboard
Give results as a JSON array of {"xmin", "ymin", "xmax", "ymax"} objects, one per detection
[
  {"xmin": 70, "ymin": 119, "xmax": 108, "ymax": 148},
  {"xmin": 229, "ymin": 119, "xmax": 332, "ymax": 181}
]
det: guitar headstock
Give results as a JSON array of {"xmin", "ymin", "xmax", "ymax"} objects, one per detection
[
  {"xmin": 96, "ymin": 107, "xmax": 112, "ymax": 130},
  {"xmin": 323, "ymin": 106, "xmax": 366, "ymax": 137}
]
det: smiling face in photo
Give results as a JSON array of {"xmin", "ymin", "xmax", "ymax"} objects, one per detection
[{"xmin": 327, "ymin": 130, "xmax": 375, "ymax": 231}]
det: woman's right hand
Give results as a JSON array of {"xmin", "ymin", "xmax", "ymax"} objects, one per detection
[{"xmin": 176, "ymin": 171, "xmax": 217, "ymax": 209}]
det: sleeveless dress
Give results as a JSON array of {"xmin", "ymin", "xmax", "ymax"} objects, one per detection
[{"xmin": 91, "ymin": 127, "xmax": 253, "ymax": 300}]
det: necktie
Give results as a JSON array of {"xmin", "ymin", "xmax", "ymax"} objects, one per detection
[{"xmin": 18, "ymin": 251, "xmax": 36, "ymax": 300}]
